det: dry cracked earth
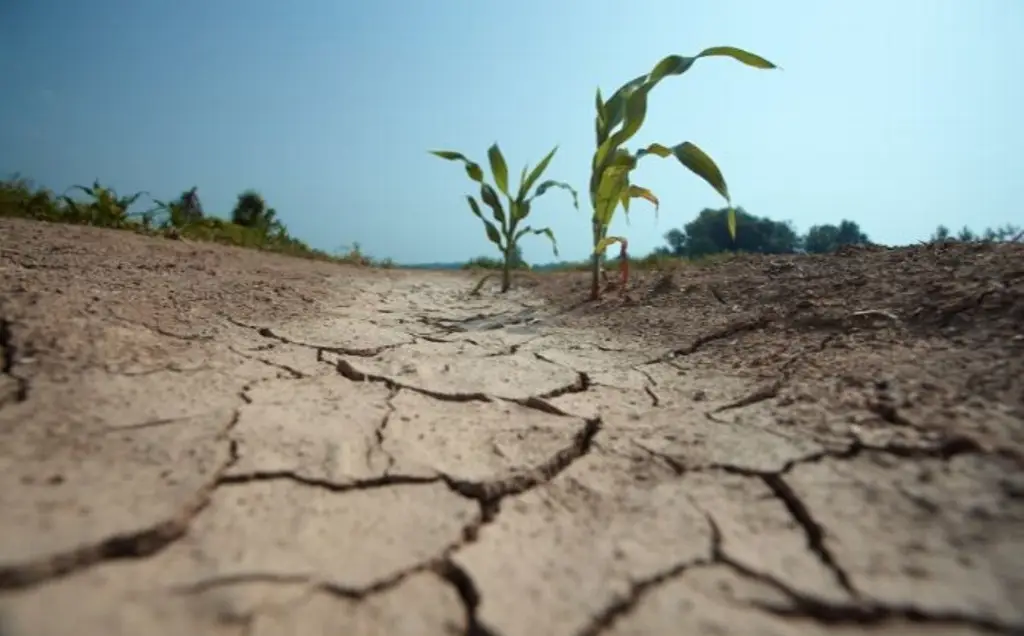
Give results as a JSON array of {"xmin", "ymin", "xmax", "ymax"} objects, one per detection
[{"xmin": 1, "ymin": 218, "xmax": 1022, "ymax": 636}]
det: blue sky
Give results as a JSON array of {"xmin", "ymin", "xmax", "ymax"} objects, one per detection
[{"xmin": 2, "ymin": 0, "xmax": 1021, "ymax": 264}]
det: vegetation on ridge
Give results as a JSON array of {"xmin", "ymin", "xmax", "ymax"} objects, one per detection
[{"xmin": 0, "ymin": 175, "xmax": 390, "ymax": 267}]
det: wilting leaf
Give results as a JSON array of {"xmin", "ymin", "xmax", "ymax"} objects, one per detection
[
  {"xmin": 593, "ymin": 165, "xmax": 630, "ymax": 227},
  {"xmin": 479, "ymin": 183, "xmax": 507, "ymax": 226},
  {"xmin": 532, "ymin": 180, "xmax": 579, "ymax": 211},
  {"xmin": 430, "ymin": 150, "xmax": 484, "ymax": 182},
  {"xmin": 514, "ymin": 225, "xmax": 559, "ymax": 257},
  {"xmin": 626, "ymin": 185, "xmax": 659, "ymax": 216},
  {"xmin": 466, "ymin": 196, "xmax": 503, "ymax": 248},
  {"xmin": 670, "ymin": 141, "xmax": 730, "ymax": 202},
  {"xmin": 595, "ymin": 235, "xmax": 626, "ymax": 255}
]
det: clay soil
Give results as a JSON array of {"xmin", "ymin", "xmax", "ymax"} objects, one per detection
[
  {"xmin": 1, "ymin": 217, "xmax": 1022, "ymax": 636},
  {"xmin": 530, "ymin": 243, "xmax": 1024, "ymax": 460}
]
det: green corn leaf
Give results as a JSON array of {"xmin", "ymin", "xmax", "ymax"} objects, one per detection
[
  {"xmin": 532, "ymin": 180, "xmax": 579, "ymax": 211},
  {"xmin": 513, "ymin": 225, "xmax": 559, "ymax": 257},
  {"xmin": 727, "ymin": 207, "xmax": 737, "ymax": 240},
  {"xmin": 70, "ymin": 184, "xmax": 95, "ymax": 198},
  {"xmin": 593, "ymin": 84, "xmax": 652, "ymax": 180},
  {"xmin": 602, "ymin": 83, "xmax": 653, "ymax": 164},
  {"xmin": 479, "ymin": 184, "xmax": 507, "ymax": 227},
  {"xmin": 487, "ymin": 143, "xmax": 510, "ymax": 196},
  {"xmin": 519, "ymin": 146, "xmax": 559, "ymax": 200},
  {"xmin": 512, "ymin": 199, "xmax": 531, "ymax": 223},
  {"xmin": 594, "ymin": 87, "xmax": 608, "ymax": 145},
  {"xmin": 466, "ymin": 195, "xmax": 504, "ymax": 249},
  {"xmin": 430, "ymin": 150, "xmax": 485, "ymax": 182},
  {"xmin": 636, "ymin": 141, "xmax": 730, "ymax": 203},
  {"xmin": 638, "ymin": 143, "xmax": 672, "ymax": 158},
  {"xmin": 672, "ymin": 141, "xmax": 730, "ymax": 202},
  {"xmin": 602, "ymin": 73, "xmax": 648, "ymax": 134},
  {"xmin": 648, "ymin": 47, "xmax": 777, "ymax": 85}
]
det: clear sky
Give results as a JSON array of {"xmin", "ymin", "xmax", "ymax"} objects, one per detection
[{"xmin": 2, "ymin": 0, "xmax": 1021, "ymax": 264}]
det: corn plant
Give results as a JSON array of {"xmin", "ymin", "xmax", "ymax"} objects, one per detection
[
  {"xmin": 588, "ymin": 47, "xmax": 777, "ymax": 299},
  {"xmin": 430, "ymin": 143, "xmax": 578, "ymax": 293},
  {"xmin": 60, "ymin": 180, "xmax": 147, "ymax": 228}
]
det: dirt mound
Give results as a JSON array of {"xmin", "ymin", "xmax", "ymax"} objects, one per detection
[{"xmin": 533, "ymin": 242, "xmax": 1024, "ymax": 460}]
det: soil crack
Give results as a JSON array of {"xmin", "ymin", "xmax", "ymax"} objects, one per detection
[
  {"xmin": 0, "ymin": 410, "xmax": 243, "ymax": 591},
  {"xmin": 442, "ymin": 417, "xmax": 601, "ymax": 504},
  {"xmin": 760, "ymin": 473, "xmax": 856, "ymax": 596},
  {"xmin": 0, "ymin": 316, "xmax": 29, "ymax": 404}
]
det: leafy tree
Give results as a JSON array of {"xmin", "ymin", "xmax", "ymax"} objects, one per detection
[
  {"xmin": 662, "ymin": 207, "xmax": 800, "ymax": 258},
  {"xmin": 931, "ymin": 224, "xmax": 951, "ymax": 242},
  {"xmin": 231, "ymin": 189, "xmax": 283, "ymax": 236},
  {"xmin": 180, "ymin": 186, "xmax": 204, "ymax": 222},
  {"xmin": 931, "ymin": 223, "xmax": 1021, "ymax": 243},
  {"xmin": 803, "ymin": 220, "xmax": 869, "ymax": 254}
]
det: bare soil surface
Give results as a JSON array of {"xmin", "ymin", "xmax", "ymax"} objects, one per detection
[{"xmin": 1, "ymin": 217, "xmax": 1022, "ymax": 636}]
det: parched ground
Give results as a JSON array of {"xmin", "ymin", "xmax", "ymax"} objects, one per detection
[{"xmin": 1, "ymin": 217, "xmax": 1022, "ymax": 636}]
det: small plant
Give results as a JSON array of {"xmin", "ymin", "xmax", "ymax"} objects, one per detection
[
  {"xmin": 61, "ymin": 180, "xmax": 147, "ymax": 228},
  {"xmin": 430, "ymin": 143, "xmax": 578, "ymax": 292},
  {"xmin": 587, "ymin": 47, "xmax": 777, "ymax": 299}
]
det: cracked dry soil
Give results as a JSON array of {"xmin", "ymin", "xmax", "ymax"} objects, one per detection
[{"xmin": 1, "ymin": 218, "xmax": 1022, "ymax": 636}]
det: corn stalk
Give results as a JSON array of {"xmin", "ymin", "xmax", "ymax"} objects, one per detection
[
  {"xmin": 588, "ymin": 46, "xmax": 778, "ymax": 300},
  {"xmin": 430, "ymin": 143, "xmax": 578, "ymax": 293}
]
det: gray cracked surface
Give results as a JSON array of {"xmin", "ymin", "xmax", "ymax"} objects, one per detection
[{"xmin": 1, "ymin": 250, "xmax": 1022, "ymax": 635}]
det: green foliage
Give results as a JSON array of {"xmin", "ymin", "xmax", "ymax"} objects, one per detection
[
  {"xmin": 586, "ymin": 46, "xmax": 778, "ymax": 299},
  {"xmin": 430, "ymin": 143, "xmax": 577, "ymax": 292},
  {"xmin": 658, "ymin": 208, "xmax": 874, "ymax": 258},
  {"xmin": 0, "ymin": 175, "xmax": 383, "ymax": 266},
  {"xmin": 56, "ymin": 180, "xmax": 147, "ymax": 228},
  {"xmin": 464, "ymin": 245, "xmax": 527, "ymax": 271},
  {"xmin": 662, "ymin": 207, "xmax": 804, "ymax": 258},
  {"xmin": 930, "ymin": 223, "xmax": 1022, "ymax": 244},
  {"xmin": 803, "ymin": 220, "xmax": 870, "ymax": 254}
]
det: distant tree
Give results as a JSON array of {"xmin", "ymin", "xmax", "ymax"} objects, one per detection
[
  {"xmin": 661, "ymin": 207, "xmax": 801, "ymax": 259},
  {"xmin": 231, "ymin": 189, "xmax": 283, "ymax": 235},
  {"xmin": 932, "ymin": 223, "xmax": 1021, "ymax": 244},
  {"xmin": 956, "ymin": 225, "xmax": 976, "ymax": 242},
  {"xmin": 465, "ymin": 244, "xmax": 528, "ymax": 270},
  {"xmin": 179, "ymin": 186, "xmax": 203, "ymax": 222},
  {"xmin": 803, "ymin": 219, "xmax": 870, "ymax": 254},
  {"xmin": 931, "ymin": 224, "xmax": 951, "ymax": 242}
]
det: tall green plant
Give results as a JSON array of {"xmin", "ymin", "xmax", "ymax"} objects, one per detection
[
  {"xmin": 588, "ymin": 46, "xmax": 778, "ymax": 299},
  {"xmin": 61, "ymin": 180, "xmax": 146, "ymax": 228},
  {"xmin": 430, "ymin": 143, "xmax": 578, "ymax": 292}
]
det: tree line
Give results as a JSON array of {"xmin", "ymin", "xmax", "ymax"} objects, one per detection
[{"xmin": 653, "ymin": 207, "xmax": 1022, "ymax": 259}]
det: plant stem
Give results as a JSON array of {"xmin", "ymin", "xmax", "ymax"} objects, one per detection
[{"xmin": 501, "ymin": 243, "xmax": 512, "ymax": 293}]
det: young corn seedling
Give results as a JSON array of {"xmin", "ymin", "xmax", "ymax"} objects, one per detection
[
  {"xmin": 430, "ymin": 143, "xmax": 578, "ymax": 293},
  {"xmin": 61, "ymin": 180, "xmax": 147, "ymax": 228},
  {"xmin": 588, "ymin": 46, "xmax": 778, "ymax": 300}
]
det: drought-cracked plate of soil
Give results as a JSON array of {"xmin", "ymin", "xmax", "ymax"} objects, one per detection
[{"xmin": 1, "ymin": 217, "xmax": 1022, "ymax": 636}]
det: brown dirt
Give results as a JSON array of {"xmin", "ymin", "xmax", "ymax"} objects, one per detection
[
  {"xmin": 531, "ymin": 243, "xmax": 1024, "ymax": 463},
  {"xmin": 1, "ymin": 217, "xmax": 1022, "ymax": 636}
]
